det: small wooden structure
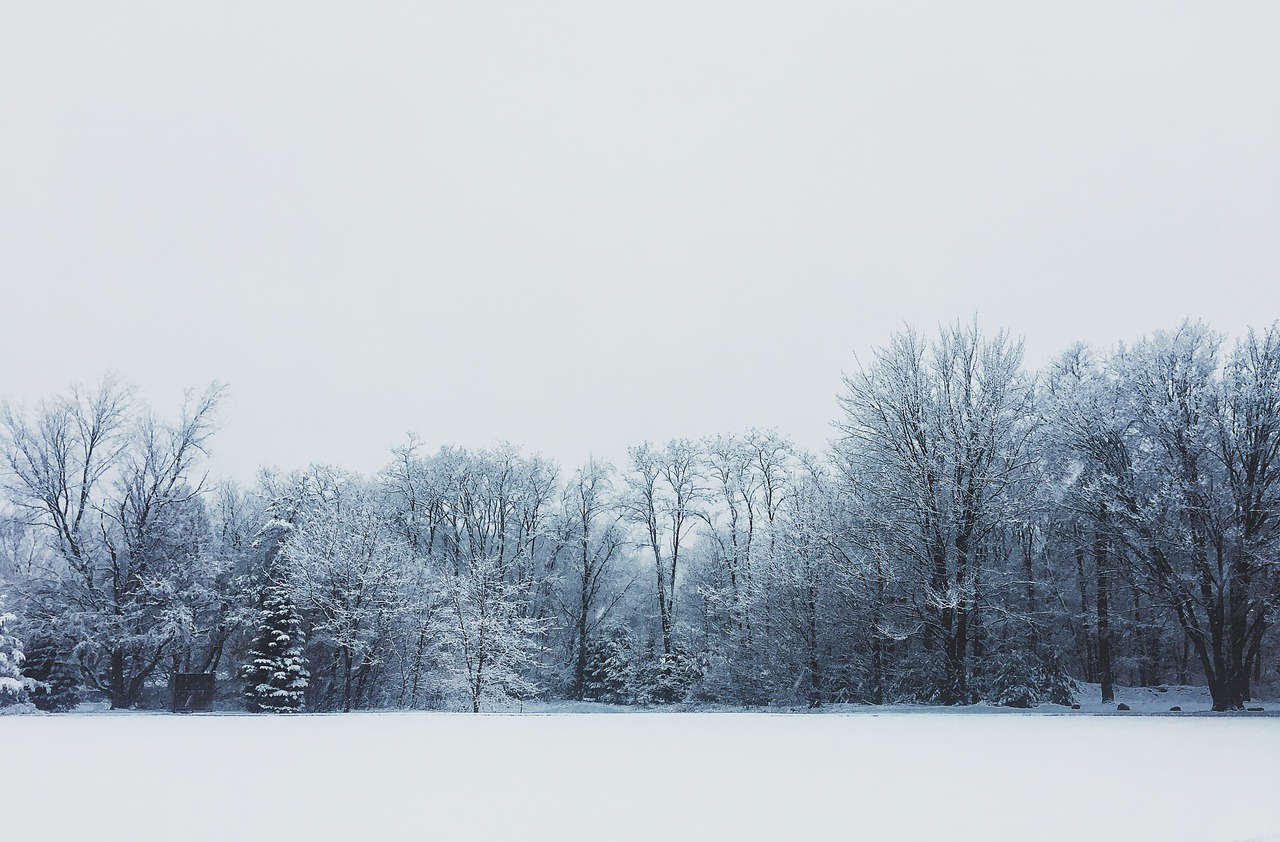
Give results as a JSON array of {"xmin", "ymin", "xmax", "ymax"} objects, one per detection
[{"xmin": 170, "ymin": 673, "xmax": 216, "ymax": 713}]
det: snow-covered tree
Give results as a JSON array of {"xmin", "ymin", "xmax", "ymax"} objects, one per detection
[
  {"xmin": 625, "ymin": 439, "xmax": 707, "ymax": 660},
  {"xmin": 20, "ymin": 636, "xmax": 80, "ymax": 712},
  {"xmin": 427, "ymin": 447, "xmax": 557, "ymax": 711},
  {"xmin": 1039, "ymin": 342, "xmax": 1126, "ymax": 703},
  {"xmin": 579, "ymin": 624, "xmax": 640, "ymax": 704},
  {"xmin": 284, "ymin": 468, "xmax": 408, "ymax": 712},
  {"xmin": 1106, "ymin": 322, "xmax": 1280, "ymax": 710},
  {"xmin": 0, "ymin": 596, "xmax": 40, "ymax": 709},
  {"xmin": 379, "ymin": 444, "xmax": 562, "ymax": 711},
  {"xmin": 552, "ymin": 458, "xmax": 633, "ymax": 700},
  {"xmin": 834, "ymin": 320, "xmax": 1038, "ymax": 704},
  {"xmin": 1, "ymin": 377, "xmax": 226, "ymax": 708},
  {"xmin": 240, "ymin": 584, "xmax": 309, "ymax": 713}
]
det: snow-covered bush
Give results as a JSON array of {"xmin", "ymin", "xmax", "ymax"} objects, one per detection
[
  {"xmin": 691, "ymin": 643, "xmax": 779, "ymax": 706},
  {"xmin": 633, "ymin": 642, "xmax": 701, "ymax": 705},
  {"xmin": 985, "ymin": 652, "xmax": 1039, "ymax": 708},
  {"xmin": 21, "ymin": 636, "xmax": 81, "ymax": 712},
  {"xmin": 982, "ymin": 649, "xmax": 1078, "ymax": 708},
  {"xmin": 1036, "ymin": 649, "xmax": 1079, "ymax": 706},
  {"xmin": 888, "ymin": 653, "xmax": 950, "ymax": 705},
  {"xmin": 580, "ymin": 625, "xmax": 638, "ymax": 704},
  {"xmin": 578, "ymin": 630, "xmax": 705, "ymax": 706}
]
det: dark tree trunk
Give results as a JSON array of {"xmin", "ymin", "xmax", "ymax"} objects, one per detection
[
  {"xmin": 109, "ymin": 648, "xmax": 127, "ymax": 710},
  {"xmin": 970, "ymin": 554, "xmax": 986, "ymax": 663},
  {"xmin": 1095, "ymin": 524, "xmax": 1114, "ymax": 704},
  {"xmin": 1022, "ymin": 528, "xmax": 1038, "ymax": 650},
  {"xmin": 950, "ymin": 531, "xmax": 972, "ymax": 705},
  {"xmin": 573, "ymin": 523, "xmax": 592, "ymax": 701},
  {"xmin": 931, "ymin": 538, "xmax": 961, "ymax": 704},
  {"xmin": 573, "ymin": 612, "xmax": 589, "ymax": 701},
  {"xmin": 1124, "ymin": 582, "xmax": 1161, "ymax": 687},
  {"xmin": 806, "ymin": 579, "xmax": 821, "ymax": 707},
  {"xmin": 1075, "ymin": 542, "xmax": 1096, "ymax": 682},
  {"xmin": 870, "ymin": 564, "xmax": 885, "ymax": 705},
  {"xmin": 342, "ymin": 648, "xmax": 353, "ymax": 713}
]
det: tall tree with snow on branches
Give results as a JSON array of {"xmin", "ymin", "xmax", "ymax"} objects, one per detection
[
  {"xmin": 0, "ymin": 597, "xmax": 41, "ymax": 709},
  {"xmin": 240, "ymin": 584, "xmax": 310, "ymax": 713}
]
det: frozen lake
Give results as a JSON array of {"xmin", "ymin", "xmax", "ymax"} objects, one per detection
[{"xmin": 7, "ymin": 711, "xmax": 1280, "ymax": 841}]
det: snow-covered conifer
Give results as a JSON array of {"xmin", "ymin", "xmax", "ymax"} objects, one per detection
[
  {"xmin": 22, "ymin": 637, "xmax": 81, "ymax": 711},
  {"xmin": 240, "ymin": 584, "xmax": 309, "ymax": 713},
  {"xmin": 0, "ymin": 598, "xmax": 40, "ymax": 709}
]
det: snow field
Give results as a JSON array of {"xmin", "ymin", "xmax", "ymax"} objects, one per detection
[{"xmin": 6, "ymin": 712, "xmax": 1280, "ymax": 842}]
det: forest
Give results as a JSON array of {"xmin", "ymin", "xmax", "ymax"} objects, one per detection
[{"xmin": 2, "ymin": 318, "xmax": 1277, "ymax": 714}]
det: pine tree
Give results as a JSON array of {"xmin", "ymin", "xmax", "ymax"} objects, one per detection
[
  {"xmin": 0, "ymin": 599, "xmax": 40, "ymax": 709},
  {"xmin": 580, "ymin": 625, "xmax": 637, "ymax": 704},
  {"xmin": 239, "ymin": 585, "xmax": 309, "ymax": 713},
  {"xmin": 22, "ymin": 637, "xmax": 81, "ymax": 712}
]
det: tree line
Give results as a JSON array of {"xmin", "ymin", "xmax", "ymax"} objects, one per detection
[{"xmin": 1, "ymin": 318, "xmax": 1277, "ymax": 712}]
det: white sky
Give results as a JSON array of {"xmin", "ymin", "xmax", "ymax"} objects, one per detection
[{"xmin": 2, "ymin": 2, "xmax": 1278, "ymax": 482}]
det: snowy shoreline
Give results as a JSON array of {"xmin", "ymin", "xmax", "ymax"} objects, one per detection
[{"xmin": 24, "ymin": 682, "xmax": 1280, "ymax": 718}]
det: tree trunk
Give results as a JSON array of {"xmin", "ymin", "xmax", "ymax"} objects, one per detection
[
  {"xmin": 870, "ymin": 566, "xmax": 885, "ymax": 706},
  {"xmin": 1075, "ymin": 542, "xmax": 1096, "ymax": 682},
  {"xmin": 109, "ymin": 648, "xmax": 127, "ymax": 710},
  {"xmin": 573, "ymin": 525, "xmax": 591, "ymax": 700},
  {"xmin": 342, "ymin": 647, "xmax": 353, "ymax": 713},
  {"xmin": 1022, "ymin": 529, "xmax": 1038, "ymax": 650},
  {"xmin": 951, "ymin": 531, "xmax": 972, "ymax": 705},
  {"xmin": 574, "ymin": 612, "xmax": 589, "ymax": 701},
  {"xmin": 1095, "ymin": 524, "xmax": 1114, "ymax": 704},
  {"xmin": 1127, "ymin": 583, "xmax": 1161, "ymax": 687},
  {"xmin": 806, "ymin": 580, "xmax": 821, "ymax": 707},
  {"xmin": 654, "ymin": 549, "xmax": 673, "ymax": 657},
  {"xmin": 930, "ymin": 539, "xmax": 962, "ymax": 704}
]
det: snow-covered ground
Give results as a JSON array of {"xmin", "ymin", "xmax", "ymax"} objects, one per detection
[
  {"xmin": 6, "ymin": 707, "xmax": 1280, "ymax": 842},
  {"xmin": 504, "ymin": 682, "xmax": 1267, "ymax": 715}
]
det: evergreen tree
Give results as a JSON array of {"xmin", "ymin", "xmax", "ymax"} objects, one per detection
[
  {"xmin": 0, "ymin": 598, "xmax": 40, "ymax": 709},
  {"xmin": 239, "ymin": 585, "xmax": 309, "ymax": 712},
  {"xmin": 580, "ymin": 625, "xmax": 638, "ymax": 704},
  {"xmin": 22, "ymin": 636, "xmax": 81, "ymax": 712}
]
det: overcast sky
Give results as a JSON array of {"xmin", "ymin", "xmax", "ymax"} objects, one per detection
[{"xmin": 2, "ymin": 2, "xmax": 1278, "ymax": 482}]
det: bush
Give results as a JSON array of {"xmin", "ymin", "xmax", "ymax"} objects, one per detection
[
  {"xmin": 887, "ymin": 653, "xmax": 950, "ymax": 704},
  {"xmin": 982, "ymin": 648, "xmax": 1078, "ymax": 708},
  {"xmin": 22, "ymin": 637, "xmax": 81, "ymax": 712},
  {"xmin": 579, "ymin": 625, "xmax": 639, "ymax": 704},
  {"xmin": 985, "ymin": 652, "xmax": 1039, "ymax": 708}
]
